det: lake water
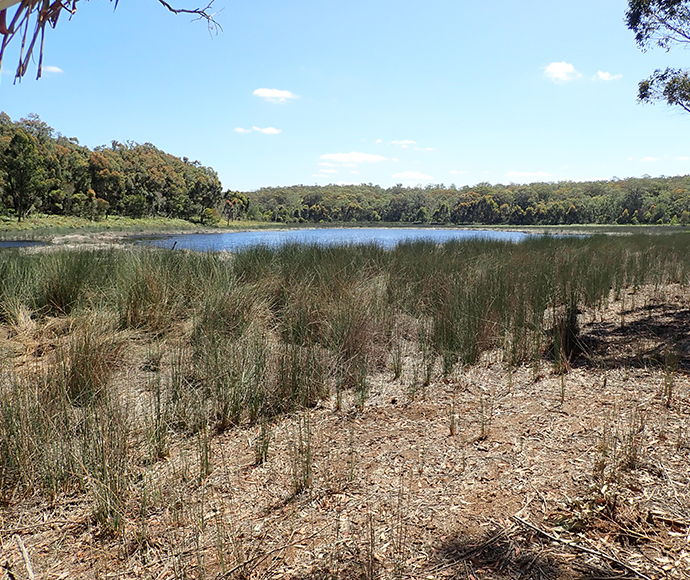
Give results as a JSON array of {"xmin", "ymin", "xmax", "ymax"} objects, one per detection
[
  {"xmin": 0, "ymin": 240, "xmax": 46, "ymax": 249},
  {"xmin": 133, "ymin": 227, "xmax": 535, "ymax": 252}
]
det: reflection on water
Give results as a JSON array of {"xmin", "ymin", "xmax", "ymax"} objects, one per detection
[{"xmin": 134, "ymin": 227, "xmax": 535, "ymax": 252}]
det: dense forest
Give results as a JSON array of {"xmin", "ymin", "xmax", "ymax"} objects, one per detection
[
  {"xmin": 249, "ymin": 176, "xmax": 690, "ymax": 226},
  {"xmin": 0, "ymin": 113, "xmax": 228, "ymax": 223},
  {"xmin": 3, "ymin": 112, "xmax": 690, "ymax": 227}
]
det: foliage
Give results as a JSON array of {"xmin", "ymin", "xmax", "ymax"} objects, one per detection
[
  {"xmin": 222, "ymin": 191, "xmax": 250, "ymax": 223},
  {"xmin": 245, "ymin": 175, "xmax": 690, "ymax": 226},
  {"xmin": 638, "ymin": 67, "xmax": 690, "ymax": 113},
  {"xmin": 4, "ymin": 112, "xmax": 690, "ymax": 228},
  {"xmin": 0, "ymin": 128, "xmax": 46, "ymax": 221},
  {"xmin": 0, "ymin": 113, "xmax": 224, "ymax": 223},
  {"xmin": 626, "ymin": 0, "xmax": 690, "ymax": 112}
]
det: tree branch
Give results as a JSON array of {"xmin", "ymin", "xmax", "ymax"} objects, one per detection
[
  {"xmin": 156, "ymin": 0, "xmax": 222, "ymax": 32},
  {"xmin": 649, "ymin": 9, "xmax": 690, "ymax": 46},
  {"xmin": 0, "ymin": 0, "xmax": 222, "ymax": 81}
]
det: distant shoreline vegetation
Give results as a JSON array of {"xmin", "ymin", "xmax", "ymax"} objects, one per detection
[
  {"xmin": 2, "ymin": 113, "xmax": 690, "ymax": 228},
  {"xmin": 247, "ymin": 177, "xmax": 690, "ymax": 227}
]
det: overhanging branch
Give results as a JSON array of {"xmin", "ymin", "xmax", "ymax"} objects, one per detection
[
  {"xmin": 0, "ymin": 0, "xmax": 221, "ymax": 82},
  {"xmin": 156, "ymin": 1, "xmax": 222, "ymax": 33}
]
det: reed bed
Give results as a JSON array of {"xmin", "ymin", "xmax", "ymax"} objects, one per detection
[{"xmin": 1, "ymin": 232, "xmax": 690, "ymax": 576}]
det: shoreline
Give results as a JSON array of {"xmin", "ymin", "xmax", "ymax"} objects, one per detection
[{"xmin": 2, "ymin": 221, "xmax": 688, "ymax": 252}]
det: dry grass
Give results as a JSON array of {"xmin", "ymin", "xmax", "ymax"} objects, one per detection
[{"xmin": 0, "ymin": 283, "xmax": 689, "ymax": 580}]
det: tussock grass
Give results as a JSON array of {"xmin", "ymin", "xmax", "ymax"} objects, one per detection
[{"xmin": 2, "ymin": 232, "xmax": 690, "ymax": 531}]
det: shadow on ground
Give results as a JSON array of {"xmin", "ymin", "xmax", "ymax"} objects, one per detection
[
  {"xmin": 293, "ymin": 524, "xmax": 640, "ymax": 580},
  {"xmin": 574, "ymin": 304, "xmax": 690, "ymax": 372},
  {"xmin": 433, "ymin": 525, "xmax": 639, "ymax": 580}
]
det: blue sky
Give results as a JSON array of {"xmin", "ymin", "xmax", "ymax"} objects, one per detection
[{"xmin": 0, "ymin": 0, "xmax": 688, "ymax": 191}]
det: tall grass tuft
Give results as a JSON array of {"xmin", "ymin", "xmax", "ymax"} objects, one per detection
[
  {"xmin": 58, "ymin": 318, "xmax": 125, "ymax": 406},
  {"xmin": 0, "ymin": 332, "xmax": 130, "ymax": 531}
]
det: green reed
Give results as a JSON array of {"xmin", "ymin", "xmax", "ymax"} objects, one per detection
[{"xmin": 3, "ymin": 232, "xmax": 690, "ymax": 512}]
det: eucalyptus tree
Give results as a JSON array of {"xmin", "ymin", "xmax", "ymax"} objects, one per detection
[
  {"xmin": 626, "ymin": 0, "xmax": 690, "ymax": 112},
  {"xmin": 0, "ymin": 129, "xmax": 46, "ymax": 221},
  {"xmin": 0, "ymin": 0, "xmax": 220, "ymax": 81}
]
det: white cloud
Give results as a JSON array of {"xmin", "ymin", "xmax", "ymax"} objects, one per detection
[
  {"xmin": 391, "ymin": 140, "xmax": 417, "ymax": 149},
  {"xmin": 450, "ymin": 170, "xmax": 468, "ymax": 175},
  {"xmin": 252, "ymin": 126, "xmax": 282, "ymax": 134},
  {"xmin": 320, "ymin": 152, "xmax": 387, "ymax": 164},
  {"xmin": 507, "ymin": 171, "xmax": 550, "ymax": 179},
  {"xmin": 415, "ymin": 147, "xmax": 436, "ymax": 151},
  {"xmin": 640, "ymin": 156, "xmax": 660, "ymax": 162},
  {"xmin": 676, "ymin": 156, "xmax": 690, "ymax": 161},
  {"xmin": 235, "ymin": 126, "xmax": 282, "ymax": 134},
  {"xmin": 350, "ymin": 170, "xmax": 360, "ymax": 175},
  {"xmin": 319, "ymin": 162, "xmax": 338, "ymax": 167},
  {"xmin": 594, "ymin": 71, "xmax": 622, "ymax": 81},
  {"xmin": 319, "ymin": 169, "xmax": 338, "ymax": 174},
  {"xmin": 375, "ymin": 139, "xmax": 383, "ymax": 144},
  {"xmin": 253, "ymin": 88, "xmax": 299, "ymax": 103},
  {"xmin": 42, "ymin": 65, "xmax": 63, "ymax": 74},
  {"xmin": 392, "ymin": 170, "xmax": 433, "ymax": 181},
  {"xmin": 544, "ymin": 61, "xmax": 582, "ymax": 83}
]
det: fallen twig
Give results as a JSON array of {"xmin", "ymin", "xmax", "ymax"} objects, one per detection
[
  {"xmin": 13, "ymin": 535, "xmax": 34, "ymax": 580},
  {"xmin": 427, "ymin": 526, "xmax": 514, "ymax": 575},
  {"xmin": 648, "ymin": 510, "xmax": 690, "ymax": 529},
  {"xmin": 0, "ymin": 519, "xmax": 78, "ymax": 535},
  {"xmin": 512, "ymin": 515, "xmax": 653, "ymax": 580},
  {"xmin": 216, "ymin": 521, "xmax": 332, "ymax": 580}
]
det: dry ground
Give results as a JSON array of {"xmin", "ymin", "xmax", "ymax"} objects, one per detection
[{"xmin": 1, "ymin": 285, "xmax": 689, "ymax": 580}]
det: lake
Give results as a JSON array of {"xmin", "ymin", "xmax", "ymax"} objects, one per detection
[
  {"xmin": 133, "ymin": 227, "xmax": 536, "ymax": 252},
  {"xmin": 0, "ymin": 240, "xmax": 46, "ymax": 249}
]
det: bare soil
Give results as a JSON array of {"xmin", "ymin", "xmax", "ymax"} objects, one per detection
[{"xmin": 1, "ymin": 286, "xmax": 689, "ymax": 580}]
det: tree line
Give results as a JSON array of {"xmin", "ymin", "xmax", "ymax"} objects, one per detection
[
  {"xmin": 3, "ymin": 112, "xmax": 690, "ymax": 227},
  {"xmin": 0, "ymin": 113, "xmax": 229, "ymax": 223},
  {"xmin": 248, "ymin": 175, "xmax": 690, "ymax": 226}
]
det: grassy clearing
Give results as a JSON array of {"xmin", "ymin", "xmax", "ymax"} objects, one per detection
[
  {"xmin": 0, "ymin": 214, "xmax": 204, "ymax": 239},
  {"xmin": 1, "ymin": 233, "xmax": 689, "ymax": 577},
  {"xmin": 0, "ymin": 214, "xmax": 301, "ymax": 241}
]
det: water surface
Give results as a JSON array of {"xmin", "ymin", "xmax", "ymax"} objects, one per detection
[
  {"xmin": 134, "ymin": 227, "xmax": 534, "ymax": 252},
  {"xmin": 0, "ymin": 240, "xmax": 46, "ymax": 249}
]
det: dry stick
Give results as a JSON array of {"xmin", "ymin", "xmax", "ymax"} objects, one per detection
[
  {"xmin": 0, "ymin": 519, "xmax": 76, "ymax": 535},
  {"xmin": 427, "ymin": 527, "xmax": 513, "ymax": 575},
  {"xmin": 154, "ymin": 561, "xmax": 173, "ymax": 580},
  {"xmin": 13, "ymin": 535, "xmax": 34, "ymax": 580},
  {"xmin": 2, "ymin": 562, "xmax": 18, "ymax": 580},
  {"xmin": 511, "ymin": 516, "xmax": 653, "ymax": 580},
  {"xmin": 647, "ymin": 511, "xmax": 690, "ymax": 529},
  {"xmin": 216, "ymin": 521, "xmax": 332, "ymax": 580}
]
